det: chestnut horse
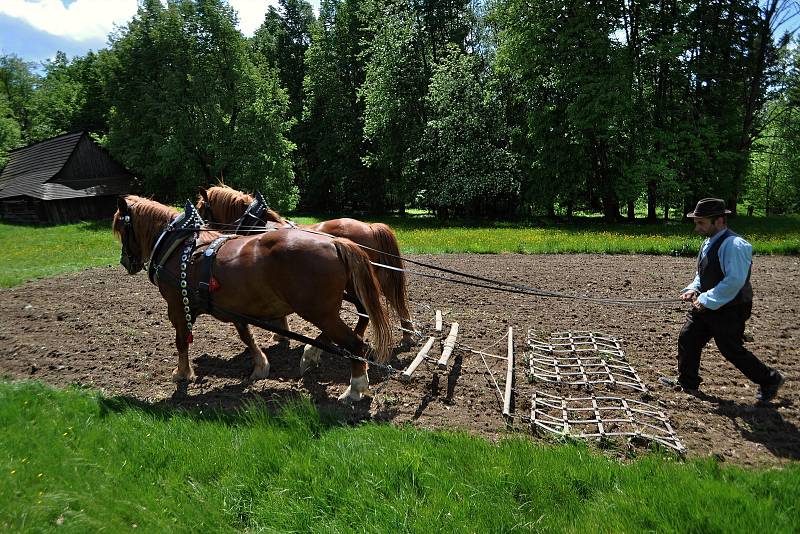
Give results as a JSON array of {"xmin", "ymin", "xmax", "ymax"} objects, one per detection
[
  {"xmin": 196, "ymin": 185, "xmax": 415, "ymax": 349},
  {"xmin": 112, "ymin": 195, "xmax": 392, "ymax": 402}
]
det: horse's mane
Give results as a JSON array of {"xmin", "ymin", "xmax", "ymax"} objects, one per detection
[
  {"xmin": 202, "ymin": 185, "xmax": 285, "ymax": 225},
  {"xmin": 264, "ymin": 207, "xmax": 285, "ymax": 225},
  {"xmin": 113, "ymin": 195, "xmax": 179, "ymax": 255}
]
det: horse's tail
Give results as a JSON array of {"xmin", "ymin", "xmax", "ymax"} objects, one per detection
[
  {"xmin": 369, "ymin": 223, "xmax": 412, "ymax": 327},
  {"xmin": 334, "ymin": 239, "xmax": 393, "ymax": 364}
]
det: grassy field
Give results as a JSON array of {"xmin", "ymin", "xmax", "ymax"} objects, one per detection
[
  {"xmin": 2, "ymin": 380, "xmax": 799, "ymax": 532},
  {"xmin": 0, "ymin": 220, "xmax": 117, "ymax": 288},
  {"xmin": 2, "ymin": 214, "xmax": 798, "ymax": 288},
  {"xmin": 297, "ymin": 213, "xmax": 800, "ymax": 255},
  {"xmin": 2, "ymin": 216, "xmax": 799, "ymax": 530}
]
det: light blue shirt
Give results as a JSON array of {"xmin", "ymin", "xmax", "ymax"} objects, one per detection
[{"xmin": 683, "ymin": 229, "xmax": 753, "ymax": 310}]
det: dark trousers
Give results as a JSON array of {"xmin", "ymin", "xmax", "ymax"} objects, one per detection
[{"xmin": 677, "ymin": 302, "xmax": 774, "ymax": 388}]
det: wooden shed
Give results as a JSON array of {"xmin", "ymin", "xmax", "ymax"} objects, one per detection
[{"xmin": 0, "ymin": 131, "xmax": 135, "ymax": 224}]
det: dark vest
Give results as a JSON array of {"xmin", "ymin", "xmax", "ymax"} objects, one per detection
[{"xmin": 697, "ymin": 228, "xmax": 753, "ymax": 309}]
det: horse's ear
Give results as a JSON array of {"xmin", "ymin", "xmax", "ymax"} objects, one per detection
[
  {"xmin": 117, "ymin": 196, "xmax": 129, "ymax": 215},
  {"xmin": 198, "ymin": 187, "xmax": 209, "ymax": 202}
]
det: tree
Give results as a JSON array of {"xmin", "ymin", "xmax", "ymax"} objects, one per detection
[
  {"xmin": 494, "ymin": 0, "xmax": 631, "ymax": 220},
  {"xmin": 0, "ymin": 54, "xmax": 38, "ymax": 143},
  {"xmin": 301, "ymin": 0, "xmax": 377, "ymax": 211},
  {"xmin": 681, "ymin": 0, "xmax": 792, "ymax": 213},
  {"xmin": 106, "ymin": 0, "xmax": 296, "ymax": 207},
  {"xmin": 0, "ymin": 91, "xmax": 21, "ymax": 168},
  {"xmin": 745, "ymin": 37, "xmax": 800, "ymax": 214},
  {"xmin": 360, "ymin": 0, "xmax": 473, "ymax": 212},
  {"xmin": 251, "ymin": 0, "xmax": 315, "ymax": 190},
  {"xmin": 419, "ymin": 46, "xmax": 520, "ymax": 217},
  {"xmin": 252, "ymin": 0, "xmax": 315, "ymax": 122},
  {"xmin": 28, "ymin": 52, "xmax": 84, "ymax": 141},
  {"xmin": 360, "ymin": 0, "xmax": 427, "ymax": 211}
]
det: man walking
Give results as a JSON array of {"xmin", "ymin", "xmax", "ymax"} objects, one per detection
[{"xmin": 660, "ymin": 198, "xmax": 785, "ymax": 402}]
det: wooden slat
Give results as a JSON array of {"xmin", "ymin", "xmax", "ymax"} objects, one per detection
[
  {"xmin": 437, "ymin": 322, "xmax": 459, "ymax": 369},
  {"xmin": 503, "ymin": 327, "xmax": 514, "ymax": 418},
  {"xmin": 435, "ymin": 310, "xmax": 442, "ymax": 332},
  {"xmin": 401, "ymin": 337, "xmax": 436, "ymax": 382}
]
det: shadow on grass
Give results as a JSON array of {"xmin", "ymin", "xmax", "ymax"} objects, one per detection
[
  {"xmin": 96, "ymin": 386, "xmax": 370, "ymax": 436},
  {"xmin": 96, "ymin": 341, "xmax": 386, "ymax": 433}
]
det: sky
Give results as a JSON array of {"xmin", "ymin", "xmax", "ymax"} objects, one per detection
[
  {"xmin": 1, "ymin": 0, "xmax": 796, "ymax": 66},
  {"xmin": 0, "ymin": 0, "xmax": 319, "ymax": 65}
]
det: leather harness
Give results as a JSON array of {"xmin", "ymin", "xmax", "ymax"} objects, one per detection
[{"xmin": 147, "ymin": 202, "xmax": 237, "ymax": 317}]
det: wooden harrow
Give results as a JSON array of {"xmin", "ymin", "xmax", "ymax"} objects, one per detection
[
  {"xmin": 400, "ymin": 314, "xmax": 459, "ymax": 381},
  {"xmin": 393, "ymin": 303, "xmax": 684, "ymax": 454},
  {"xmin": 336, "ymin": 298, "xmax": 684, "ymax": 454}
]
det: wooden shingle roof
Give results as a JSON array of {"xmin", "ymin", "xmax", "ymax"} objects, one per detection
[{"xmin": 0, "ymin": 131, "xmax": 133, "ymax": 200}]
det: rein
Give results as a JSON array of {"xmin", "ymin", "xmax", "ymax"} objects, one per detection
[
  {"xmin": 224, "ymin": 223, "xmax": 676, "ymax": 307},
  {"xmin": 202, "ymin": 193, "xmax": 676, "ymax": 308}
]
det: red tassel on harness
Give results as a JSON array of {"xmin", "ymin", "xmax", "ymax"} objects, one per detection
[
  {"xmin": 187, "ymin": 333, "xmax": 193, "ymax": 344},
  {"xmin": 209, "ymin": 276, "xmax": 220, "ymax": 292}
]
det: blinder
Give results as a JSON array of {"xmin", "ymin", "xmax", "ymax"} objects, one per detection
[
  {"xmin": 119, "ymin": 213, "xmax": 144, "ymax": 274},
  {"xmin": 234, "ymin": 191, "xmax": 270, "ymax": 234},
  {"xmin": 199, "ymin": 199, "xmax": 215, "ymax": 225}
]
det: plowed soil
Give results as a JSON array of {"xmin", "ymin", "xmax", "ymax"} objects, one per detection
[{"xmin": 1, "ymin": 254, "xmax": 797, "ymax": 466}]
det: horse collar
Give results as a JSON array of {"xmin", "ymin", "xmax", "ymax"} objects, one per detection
[
  {"xmin": 147, "ymin": 200, "xmax": 206, "ymax": 285},
  {"xmin": 173, "ymin": 200, "xmax": 205, "ymax": 231}
]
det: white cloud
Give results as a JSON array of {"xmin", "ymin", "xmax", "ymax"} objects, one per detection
[
  {"xmin": 229, "ymin": 0, "xmax": 278, "ymax": 36},
  {"xmin": 0, "ymin": 0, "xmax": 282, "ymax": 43},
  {"xmin": 0, "ymin": 0, "xmax": 138, "ymax": 42}
]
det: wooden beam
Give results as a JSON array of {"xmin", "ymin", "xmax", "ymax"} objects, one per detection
[
  {"xmin": 401, "ymin": 337, "xmax": 436, "ymax": 382},
  {"xmin": 437, "ymin": 322, "xmax": 459, "ymax": 369},
  {"xmin": 503, "ymin": 327, "xmax": 514, "ymax": 418}
]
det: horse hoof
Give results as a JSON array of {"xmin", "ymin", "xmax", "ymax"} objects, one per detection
[
  {"xmin": 300, "ymin": 345, "xmax": 322, "ymax": 375},
  {"xmin": 250, "ymin": 364, "xmax": 270, "ymax": 381},
  {"xmin": 172, "ymin": 371, "xmax": 196, "ymax": 383},
  {"xmin": 337, "ymin": 386, "xmax": 363, "ymax": 403},
  {"xmin": 338, "ymin": 373, "xmax": 369, "ymax": 403}
]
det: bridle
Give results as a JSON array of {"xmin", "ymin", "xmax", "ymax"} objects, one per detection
[
  {"xmin": 119, "ymin": 213, "xmax": 144, "ymax": 273},
  {"xmin": 198, "ymin": 199, "xmax": 216, "ymax": 227}
]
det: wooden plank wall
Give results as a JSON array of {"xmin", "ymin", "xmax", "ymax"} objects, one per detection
[{"xmin": 0, "ymin": 196, "xmax": 117, "ymax": 224}]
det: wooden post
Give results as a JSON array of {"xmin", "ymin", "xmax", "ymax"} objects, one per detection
[
  {"xmin": 503, "ymin": 327, "xmax": 514, "ymax": 418},
  {"xmin": 437, "ymin": 322, "xmax": 459, "ymax": 369},
  {"xmin": 435, "ymin": 310, "xmax": 442, "ymax": 332},
  {"xmin": 401, "ymin": 337, "xmax": 436, "ymax": 382}
]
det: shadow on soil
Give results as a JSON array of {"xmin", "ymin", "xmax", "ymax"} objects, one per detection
[{"xmin": 689, "ymin": 389, "xmax": 800, "ymax": 461}]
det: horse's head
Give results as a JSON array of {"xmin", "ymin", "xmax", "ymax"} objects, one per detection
[
  {"xmin": 196, "ymin": 185, "xmax": 248, "ymax": 229},
  {"xmin": 113, "ymin": 196, "xmax": 144, "ymax": 274},
  {"xmin": 113, "ymin": 195, "xmax": 178, "ymax": 274}
]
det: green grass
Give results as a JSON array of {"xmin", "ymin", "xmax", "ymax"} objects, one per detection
[
  {"xmin": 0, "ymin": 220, "xmax": 117, "ymax": 288},
  {"xmin": 2, "ymin": 214, "xmax": 798, "ymax": 287},
  {"xmin": 1, "ymin": 380, "xmax": 798, "ymax": 532},
  {"xmin": 290, "ymin": 213, "xmax": 800, "ymax": 255}
]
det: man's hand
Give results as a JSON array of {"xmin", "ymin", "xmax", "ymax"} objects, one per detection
[
  {"xmin": 681, "ymin": 290, "xmax": 698, "ymax": 302},
  {"xmin": 692, "ymin": 299, "xmax": 706, "ymax": 311}
]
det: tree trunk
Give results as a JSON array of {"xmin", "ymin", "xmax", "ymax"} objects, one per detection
[{"xmin": 647, "ymin": 180, "xmax": 657, "ymax": 222}]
